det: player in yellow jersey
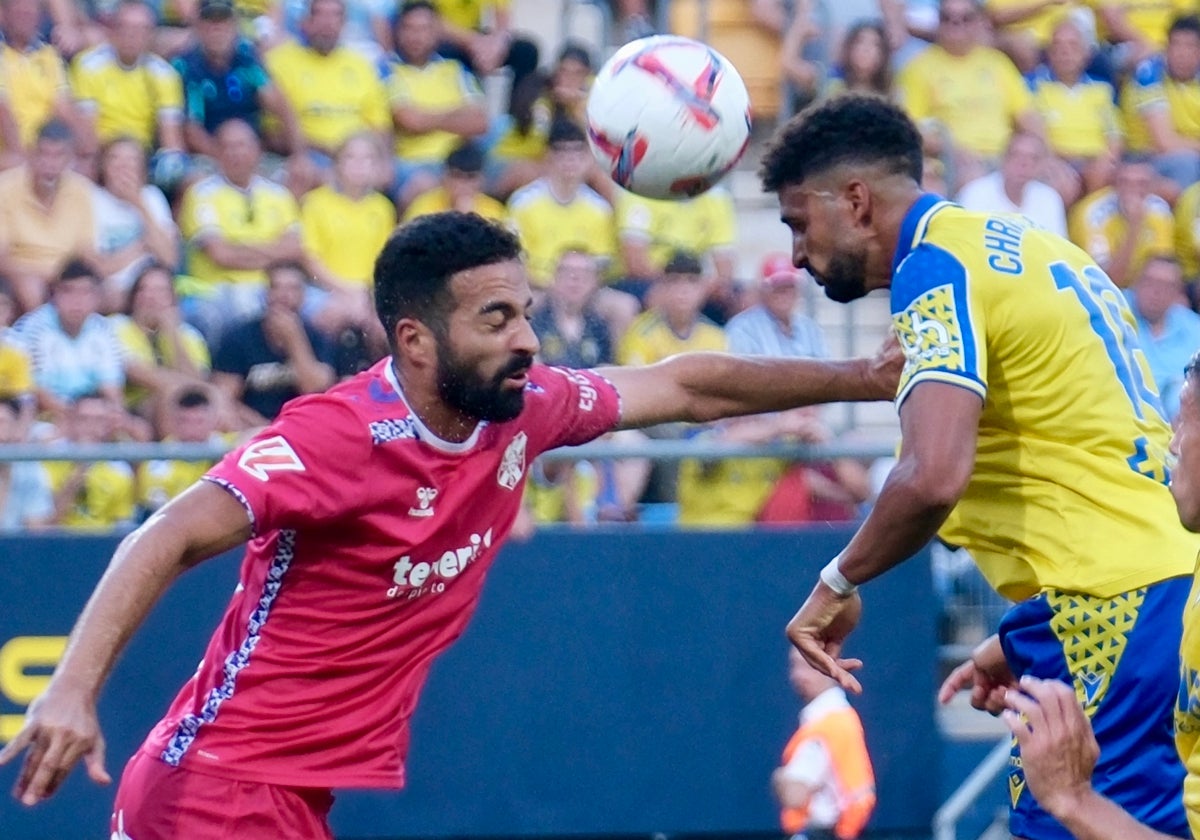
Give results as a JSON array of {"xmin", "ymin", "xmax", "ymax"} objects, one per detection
[
  {"xmin": 763, "ymin": 95, "xmax": 1197, "ymax": 840},
  {"xmin": 997, "ymin": 349, "xmax": 1200, "ymax": 839}
]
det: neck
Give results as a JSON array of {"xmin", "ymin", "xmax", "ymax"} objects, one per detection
[
  {"xmin": 1148, "ymin": 313, "xmax": 1168, "ymax": 335},
  {"xmin": 866, "ymin": 180, "xmax": 927, "ymax": 290},
  {"xmin": 1002, "ymin": 177, "xmax": 1025, "ymax": 204},
  {"xmin": 203, "ymin": 47, "xmax": 234, "ymax": 68},
  {"xmin": 553, "ymin": 298, "xmax": 585, "ymax": 320},
  {"xmin": 664, "ymin": 312, "xmax": 695, "ymax": 337},
  {"xmin": 6, "ymin": 33, "xmax": 32, "ymax": 49},
  {"xmin": 547, "ymin": 175, "xmax": 578, "ymax": 200},
  {"xmin": 32, "ymin": 176, "xmax": 58, "ymax": 202},
  {"xmin": 227, "ymin": 172, "xmax": 253, "ymax": 189},
  {"xmin": 338, "ymin": 180, "xmax": 369, "ymax": 199},
  {"xmin": 1055, "ymin": 67, "xmax": 1081, "ymax": 85},
  {"xmin": 391, "ymin": 359, "xmax": 478, "ymax": 443}
]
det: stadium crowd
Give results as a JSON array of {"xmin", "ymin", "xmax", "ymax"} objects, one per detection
[{"xmin": 3, "ymin": 0, "xmax": 1199, "ymax": 534}]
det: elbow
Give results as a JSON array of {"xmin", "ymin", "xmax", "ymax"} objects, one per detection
[{"xmin": 894, "ymin": 458, "xmax": 971, "ymax": 511}]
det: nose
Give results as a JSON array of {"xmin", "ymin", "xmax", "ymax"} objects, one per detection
[
  {"xmin": 791, "ymin": 234, "xmax": 809, "ymax": 273},
  {"xmin": 513, "ymin": 315, "xmax": 540, "ymax": 358}
]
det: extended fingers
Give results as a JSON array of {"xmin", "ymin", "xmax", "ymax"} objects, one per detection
[{"xmin": 938, "ymin": 660, "xmax": 975, "ymax": 704}]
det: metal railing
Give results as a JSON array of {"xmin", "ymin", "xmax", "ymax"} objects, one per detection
[{"xmin": 931, "ymin": 737, "xmax": 1012, "ymax": 840}]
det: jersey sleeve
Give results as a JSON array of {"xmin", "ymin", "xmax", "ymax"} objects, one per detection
[
  {"xmin": 530, "ymin": 366, "xmax": 621, "ymax": 451},
  {"xmin": 891, "ymin": 243, "xmax": 988, "ymax": 406},
  {"xmin": 204, "ymin": 396, "xmax": 372, "ymax": 534}
]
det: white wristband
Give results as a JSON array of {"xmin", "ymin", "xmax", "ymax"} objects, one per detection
[{"xmin": 820, "ymin": 555, "xmax": 858, "ymax": 597}]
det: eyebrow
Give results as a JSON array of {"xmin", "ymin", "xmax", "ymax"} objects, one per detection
[{"xmin": 478, "ymin": 298, "xmax": 534, "ymax": 318}]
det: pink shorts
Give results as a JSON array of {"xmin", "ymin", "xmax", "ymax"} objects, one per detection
[{"xmin": 111, "ymin": 750, "xmax": 335, "ymax": 839}]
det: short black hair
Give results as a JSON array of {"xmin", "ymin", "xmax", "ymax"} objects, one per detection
[
  {"xmin": 37, "ymin": 118, "xmax": 74, "ymax": 146},
  {"xmin": 374, "ymin": 212, "xmax": 522, "ymax": 350},
  {"xmin": 175, "ymin": 387, "xmax": 212, "ymax": 409},
  {"xmin": 548, "ymin": 119, "xmax": 586, "ymax": 148},
  {"xmin": 1170, "ymin": 14, "xmax": 1200, "ymax": 38},
  {"xmin": 0, "ymin": 397, "xmax": 19, "ymax": 417},
  {"xmin": 445, "ymin": 141, "xmax": 485, "ymax": 174},
  {"xmin": 398, "ymin": 0, "xmax": 435, "ymax": 19},
  {"xmin": 1186, "ymin": 349, "xmax": 1200, "ymax": 389},
  {"xmin": 56, "ymin": 257, "xmax": 100, "ymax": 286},
  {"xmin": 759, "ymin": 94, "xmax": 923, "ymax": 192},
  {"xmin": 556, "ymin": 41, "xmax": 593, "ymax": 70},
  {"xmin": 663, "ymin": 250, "xmax": 704, "ymax": 276}
]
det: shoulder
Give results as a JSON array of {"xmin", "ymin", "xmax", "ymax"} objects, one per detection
[
  {"xmin": 1146, "ymin": 193, "xmax": 1173, "ymax": 217},
  {"xmin": 1077, "ymin": 188, "xmax": 1117, "ymax": 225},
  {"xmin": 507, "ymin": 180, "xmax": 547, "ymax": 211},
  {"xmin": 301, "ymin": 183, "xmax": 337, "ymax": 209},
  {"xmin": 73, "ymin": 44, "xmax": 114, "ymax": 73},
  {"xmin": 892, "ymin": 241, "xmax": 971, "ymax": 309},
  {"xmin": 187, "ymin": 174, "xmax": 227, "ymax": 201},
  {"xmin": 576, "ymin": 184, "xmax": 612, "ymax": 213},
  {"xmin": 250, "ymin": 175, "xmax": 294, "ymax": 201},
  {"xmin": 143, "ymin": 53, "xmax": 177, "ymax": 78}
]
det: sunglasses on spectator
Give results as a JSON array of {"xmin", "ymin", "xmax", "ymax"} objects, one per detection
[{"xmin": 940, "ymin": 12, "xmax": 979, "ymax": 24}]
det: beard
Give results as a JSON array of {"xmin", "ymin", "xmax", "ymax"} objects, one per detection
[
  {"xmin": 813, "ymin": 247, "xmax": 870, "ymax": 304},
  {"xmin": 436, "ymin": 342, "xmax": 533, "ymax": 423}
]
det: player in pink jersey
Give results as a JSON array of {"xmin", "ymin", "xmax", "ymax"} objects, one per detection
[{"xmin": 1, "ymin": 212, "xmax": 901, "ymax": 838}]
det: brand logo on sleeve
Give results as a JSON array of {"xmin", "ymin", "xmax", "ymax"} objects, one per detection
[
  {"xmin": 237, "ymin": 436, "xmax": 305, "ymax": 482},
  {"xmin": 497, "ymin": 432, "xmax": 527, "ymax": 490}
]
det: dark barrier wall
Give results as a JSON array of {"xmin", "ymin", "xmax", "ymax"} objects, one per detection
[{"xmin": 0, "ymin": 529, "xmax": 937, "ymax": 839}]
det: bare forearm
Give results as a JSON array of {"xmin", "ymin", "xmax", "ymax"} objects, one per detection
[
  {"xmin": 1105, "ymin": 227, "xmax": 1141, "ymax": 288},
  {"xmin": 138, "ymin": 209, "xmax": 179, "ymax": 267},
  {"xmin": 433, "ymin": 106, "xmax": 488, "ymax": 136},
  {"xmin": 1051, "ymin": 792, "xmax": 1178, "ymax": 840}
]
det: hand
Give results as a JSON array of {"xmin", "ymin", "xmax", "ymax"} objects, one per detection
[
  {"xmin": 786, "ymin": 582, "xmax": 864, "ymax": 693},
  {"xmin": 50, "ymin": 23, "xmax": 86, "ymax": 57},
  {"xmin": 863, "ymin": 331, "xmax": 904, "ymax": 400},
  {"xmin": 1003, "ymin": 676, "xmax": 1099, "ymax": 819},
  {"xmin": 937, "ymin": 634, "xmax": 1017, "ymax": 714},
  {"xmin": 0, "ymin": 685, "xmax": 112, "ymax": 805},
  {"xmin": 262, "ymin": 306, "xmax": 307, "ymax": 353},
  {"xmin": 107, "ymin": 169, "xmax": 142, "ymax": 205}
]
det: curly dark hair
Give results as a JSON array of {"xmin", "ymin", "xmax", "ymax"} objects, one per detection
[
  {"xmin": 374, "ymin": 212, "xmax": 523, "ymax": 351},
  {"xmin": 759, "ymin": 94, "xmax": 923, "ymax": 192}
]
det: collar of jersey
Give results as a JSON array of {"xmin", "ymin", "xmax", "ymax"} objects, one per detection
[
  {"xmin": 384, "ymin": 359, "xmax": 487, "ymax": 453},
  {"xmin": 892, "ymin": 192, "xmax": 950, "ymax": 274}
]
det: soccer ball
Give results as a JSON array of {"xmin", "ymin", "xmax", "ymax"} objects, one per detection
[{"xmin": 586, "ymin": 35, "xmax": 752, "ymax": 200}]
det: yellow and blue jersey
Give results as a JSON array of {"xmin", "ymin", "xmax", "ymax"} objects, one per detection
[
  {"xmin": 1121, "ymin": 54, "xmax": 1200, "ymax": 154},
  {"xmin": 1027, "ymin": 67, "xmax": 1120, "ymax": 160},
  {"xmin": 1177, "ymin": 572, "xmax": 1200, "ymax": 837},
  {"xmin": 891, "ymin": 194, "xmax": 1198, "ymax": 602},
  {"xmin": 69, "ymin": 44, "xmax": 183, "ymax": 147}
]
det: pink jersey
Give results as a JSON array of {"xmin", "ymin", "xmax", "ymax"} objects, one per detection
[{"xmin": 140, "ymin": 359, "xmax": 620, "ymax": 788}]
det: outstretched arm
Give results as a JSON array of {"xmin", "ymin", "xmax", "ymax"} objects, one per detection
[
  {"xmin": 0, "ymin": 482, "xmax": 252, "ymax": 805},
  {"xmin": 600, "ymin": 337, "xmax": 902, "ymax": 430},
  {"xmin": 1004, "ymin": 677, "xmax": 1180, "ymax": 840}
]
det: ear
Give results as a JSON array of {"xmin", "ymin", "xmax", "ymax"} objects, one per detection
[
  {"xmin": 844, "ymin": 179, "xmax": 872, "ymax": 228},
  {"xmin": 395, "ymin": 317, "xmax": 437, "ymax": 370}
]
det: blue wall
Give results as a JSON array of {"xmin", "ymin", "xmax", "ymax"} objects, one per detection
[{"xmin": 0, "ymin": 529, "xmax": 938, "ymax": 839}]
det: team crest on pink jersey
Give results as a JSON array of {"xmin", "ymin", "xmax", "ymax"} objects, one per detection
[
  {"xmin": 237, "ymin": 436, "xmax": 305, "ymax": 482},
  {"xmin": 497, "ymin": 431, "xmax": 527, "ymax": 490}
]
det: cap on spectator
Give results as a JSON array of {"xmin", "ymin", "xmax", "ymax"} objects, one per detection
[
  {"xmin": 445, "ymin": 142, "xmax": 485, "ymax": 175},
  {"xmin": 760, "ymin": 252, "xmax": 801, "ymax": 287},
  {"xmin": 199, "ymin": 0, "xmax": 235, "ymax": 20},
  {"xmin": 663, "ymin": 250, "xmax": 704, "ymax": 277}
]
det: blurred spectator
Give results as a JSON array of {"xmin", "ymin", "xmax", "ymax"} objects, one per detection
[
  {"xmin": 508, "ymin": 120, "xmax": 617, "ymax": 291},
  {"xmin": 779, "ymin": 1, "xmax": 821, "ymax": 107},
  {"xmin": 1094, "ymin": 0, "xmax": 1186, "ymax": 68},
  {"xmin": 177, "ymin": 118, "xmax": 303, "ymax": 341},
  {"xmin": 301, "ymin": 132, "xmax": 394, "ymax": 338},
  {"xmin": 615, "ymin": 185, "xmax": 737, "ymax": 321},
  {"xmin": 955, "ymin": 132, "xmax": 1068, "ymax": 236},
  {"xmin": 1028, "ymin": 17, "xmax": 1121, "ymax": 203},
  {"xmin": 530, "ymin": 250, "xmax": 613, "ymax": 369},
  {"xmin": 0, "ymin": 120, "xmax": 96, "ymax": 312},
  {"xmin": 1122, "ymin": 15, "xmax": 1200, "ymax": 197},
  {"xmin": 212, "ymin": 260, "xmax": 334, "ymax": 425},
  {"xmin": 1175, "ymin": 176, "xmax": 1200, "ymax": 279},
  {"xmin": 173, "ymin": 0, "xmax": 305, "ymax": 161},
  {"xmin": 402, "ymin": 142, "xmax": 506, "ymax": 222},
  {"xmin": 490, "ymin": 42, "xmax": 593, "ymax": 198},
  {"xmin": 429, "ymin": 0, "xmax": 539, "ymax": 111},
  {"xmin": 137, "ymin": 385, "xmax": 223, "ymax": 516},
  {"xmin": 1069, "ymin": 160, "xmax": 1174, "ymax": 287},
  {"xmin": 10, "ymin": 258, "xmax": 124, "ymax": 418},
  {"xmin": 1130, "ymin": 255, "xmax": 1200, "ymax": 419},
  {"xmin": 897, "ymin": 0, "xmax": 1042, "ymax": 189},
  {"xmin": 0, "ymin": 0, "xmax": 80, "ymax": 161},
  {"xmin": 613, "ymin": 0, "xmax": 655, "ymax": 43},
  {"xmin": 43, "ymin": 391, "xmax": 136, "ymax": 532},
  {"xmin": 264, "ymin": 0, "xmax": 390, "ymax": 185},
  {"xmin": 386, "ymin": 1, "xmax": 489, "ymax": 210},
  {"xmin": 0, "ymin": 280, "xmax": 36, "ymax": 430},
  {"xmin": 92, "ymin": 137, "xmax": 180, "ymax": 309},
  {"xmin": 726, "ymin": 254, "xmax": 826, "ymax": 359},
  {"xmin": 984, "ymin": 0, "xmax": 1086, "ymax": 74},
  {"xmin": 108, "ymin": 262, "xmax": 211, "ymax": 421},
  {"xmin": 0, "ymin": 397, "xmax": 53, "ymax": 532},
  {"xmin": 774, "ymin": 648, "xmax": 876, "ymax": 840},
  {"xmin": 820, "ymin": 20, "xmax": 894, "ymax": 101},
  {"xmin": 69, "ymin": 0, "xmax": 186, "ymax": 177}
]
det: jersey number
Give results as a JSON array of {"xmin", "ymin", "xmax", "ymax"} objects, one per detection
[{"xmin": 1050, "ymin": 262, "xmax": 1169, "ymax": 482}]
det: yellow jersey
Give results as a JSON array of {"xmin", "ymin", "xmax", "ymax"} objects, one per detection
[
  {"xmin": 676, "ymin": 455, "xmax": 786, "ymax": 527},
  {"xmin": 385, "ymin": 54, "xmax": 484, "ymax": 162},
  {"xmin": 892, "ymin": 194, "xmax": 1198, "ymax": 601},
  {"xmin": 300, "ymin": 185, "xmax": 396, "ymax": 288},
  {"xmin": 492, "ymin": 95, "xmax": 553, "ymax": 161},
  {"xmin": 178, "ymin": 174, "xmax": 300, "ymax": 287},
  {"xmin": 137, "ymin": 453, "xmax": 214, "ymax": 513},
  {"xmin": 1028, "ymin": 68, "xmax": 1120, "ymax": 159},
  {"xmin": 44, "ymin": 459, "xmax": 135, "ymax": 532},
  {"xmin": 1176, "ymin": 180, "xmax": 1200, "ymax": 278},
  {"xmin": 617, "ymin": 310, "xmax": 725, "ymax": 366},
  {"xmin": 401, "ymin": 186, "xmax": 506, "ymax": 223},
  {"xmin": 615, "ymin": 187, "xmax": 737, "ymax": 274},
  {"xmin": 264, "ymin": 42, "xmax": 389, "ymax": 152},
  {"xmin": 1067, "ymin": 187, "xmax": 1174, "ymax": 286},
  {"xmin": 897, "ymin": 45, "xmax": 1032, "ymax": 159},
  {"xmin": 507, "ymin": 180, "xmax": 616, "ymax": 287},
  {"xmin": 69, "ymin": 45, "xmax": 183, "ymax": 147},
  {"xmin": 1177, "ymin": 570, "xmax": 1200, "ymax": 837},
  {"xmin": 0, "ymin": 335, "xmax": 33, "ymax": 400},
  {"xmin": 1122, "ymin": 55, "xmax": 1200, "ymax": 154},
  {"xmin": 2, "ymin": 41, "xmax": 70, "ymax": 150},
  {"xmin": 108, "ymin": 314, "xmax": 211, "ymax": 411},
  {"xmin": 429, "ymin": 0, "xmax": 508, "ymax": 30}
]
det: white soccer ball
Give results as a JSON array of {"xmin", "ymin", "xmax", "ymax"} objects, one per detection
[{"xmin": 585, "ymin": 35, "xmax": 752, "ymax": 200}]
